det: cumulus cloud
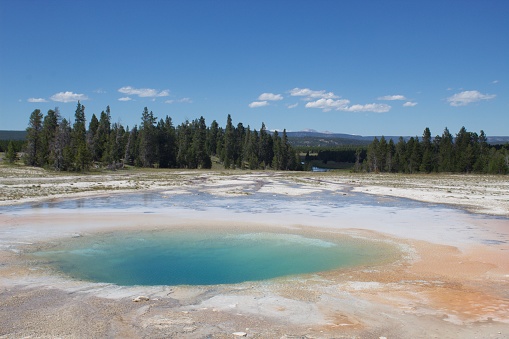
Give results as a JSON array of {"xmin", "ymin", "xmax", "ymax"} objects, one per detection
[
  {"xmin": 403, "ymin": 101, "xmax": 418, "ymax": 107},
  {"xmin": 249, "ymin": 101, "xmax": 269, "ymax": 108},
  {"xmin": 447, "ymin": 90, "xmax": 496, "ymax": 106},
  {"xmin": 118, "ymin": 86, "xmax": 170, "ymax": 98},
  {"xmin": 118, "ymin": 97, "xmax": 132, "ymax": 101},
  {"xmin": 27, "ymin": 98, "xmax": 48, "ymax": 103},
  {"xmin": 305, "ymin": 98, "xmax": 350, "ymax": 112},
  {"xmin": 304, "ymin": 98, "xmax": 390, "ymax": 113},
  {"xmin": 287, "ymin": 103, "xmax": 298, "ymax": 109},
  {"xmin": 50, "ymin": 91, "xmax": 89, "ymax": 103},
  {"xmin": 378, "ymin": 94, "xmax": 406, "ymax": 101},
  {"xmin": 289, "ymin": 88, "xmax": 338, "ymax": 100},
  {"xmin": 258, "ymin": 92, "xmax": 283, "ymax": 101}
]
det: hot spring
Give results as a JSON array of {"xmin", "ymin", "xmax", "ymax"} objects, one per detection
[{"xmin": 33, "ymin": 229, "xmax": 397, "ymax": 286}]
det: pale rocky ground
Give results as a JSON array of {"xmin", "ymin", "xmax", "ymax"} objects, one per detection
[{"xmin": 0, "ymin": 166, "xmax": 508, "ymax": 338}]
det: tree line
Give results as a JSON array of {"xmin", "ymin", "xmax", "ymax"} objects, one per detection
[
  {"xmin": 20, "ymin": 102, "xmax": 302, "ymax": 171},
  {"xmin": 364, "ymin": 127, "xmax": 509, "ymax": 174}
]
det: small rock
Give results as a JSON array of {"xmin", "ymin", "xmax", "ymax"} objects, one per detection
[
  {"xmin": 132, "ymin": 296, "xmax": 150, "ymax": 302},
  {"xmin": 232, "ymin": 332, "xmax": 247, "ymax": 337}
]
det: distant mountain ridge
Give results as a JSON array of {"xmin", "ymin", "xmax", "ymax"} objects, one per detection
[
  {"xmin": 1, "ymin": 129, "xmax": 508, "ymax": 146},
  {"xmin": 0, "ymin": 130, "xmax": 26, "ymax": 140},
  {"xmin": 285, "ymin": 130, "xmax": 509, "ymax": 147}
]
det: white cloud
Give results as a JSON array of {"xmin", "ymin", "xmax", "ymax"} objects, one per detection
[
  {"xmin": 447, "ymin": 90, "xmax": 496, "ymax": 106},
  {"xmin": 50, "ymin": 91, "xmax": 89, "ymax": 103},
  {"xmin": 378, "ymin": 94, "xmax": 406, "ymax": 101},
  {"xmin": 305, "ymin": 98, "xmax": 350, "ymax": 112},
  {"xmin": 492, "ymin": 80, "xmax": 499, "ymax": 84},
  {"xmin": 403, "ymin": 101, "xmax": 418, "ymax": 107},
  {"xmin": 287, "ymin": 103, "xmax": 298, "ymax": 109},
  {"xmin": 289, "ymin": 88, "xmax": 338, "ymax": 100},
  {"xmin": 27, "ymin": 98, "xmax": 48, "ymax": 103},
  {"xmin": 118, "ymin": 97, "xmax": 132, "ymax": 101},
  {"xmin": 291, "ymin": 87, "xmax": 391, "ymax": 113},
  {"xmin": 305, "ymin": 98, "xmax": 390, "ymax": 113},
  {"xmin": 343, "ymin": 103, "xmax": 391, "ymax": 113},
  {"xmin": 249, "ymin": 101, "xmax": 269, "ymax": 108},
  {"xmin": 118, "ymin": 86, "xmax": 170, "ymax": 98},
  {"xmin": 258, "ymin": 92, "xmax": 283, "ymax": 101}
]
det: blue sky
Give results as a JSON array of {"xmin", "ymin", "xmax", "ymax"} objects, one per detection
[{"xmin": 1, "ymin": 0, "xmax": 508, "ymax": 136}]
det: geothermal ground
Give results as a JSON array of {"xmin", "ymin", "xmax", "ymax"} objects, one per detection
[{"xmin": 0, "ymin": 166, "xmax": 508, "ymax": 338}]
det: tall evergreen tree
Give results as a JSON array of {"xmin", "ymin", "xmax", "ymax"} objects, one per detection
[
  {"xmin": 420, "ymin": 127, "xmax": 433, "ymax": 173},
  {"xmin": 385, "ymin": 139, "xmax": 395, "ymax": 172},
  {"xmin": 176, "ymin": 120, "xmax": 193, "ymax": 168},
  {"xmin": 5, "ymin": 141, "xmax": 17, "ymax": 164},
  {"xmin": 138, "ymin": 107, "xmax": 158, "ymax": 167},
  {"xmin": 87, "ymin": 113, "xmax": 99, "ymax": 161},
  {"xmin": 193, "ymin": 116, "xmax": 211, "ymax": 168},
  {"xmin": 124, "ymin": 125, "xmax": 138, "ymax": 166},
  {"xmin": 474, "ymin": 130, "xmax": 489, "ymax": 172},
  {"xmin": 439, "ymin": 127, "xmax": 454, "ymax": 172},
  {"xmin": 24, "ymin": 109, "xmax": 44, "ymax": 166},
  {"xmin": 72, "ymin": 101, "xmax": 91, "ymax": 171},
  {"xmin": 272, "ymin": 130, "xmax": 282, "ymax": 170},
  {"xmin": 259, "ymin": 122, "xmax": 273, "ymax": 168},
  {"xmin": 281, "ymin": 129, "xmax": 290, "ymax": 170},
  {"xmin": 157, "ymin": 116, "xmax": 177, "ymax": 168},
  {"xmin": 207, "ymin": 120, "xmax": 220, "ymax": 156},
  {"xmin": 40, "ymin": 108, "xmax": 59, "ymax": 167},
  {"xmin": 53, "ymin": 118, "xmax": 72, "ymax": 170},
  {"xmin": 223, "ymin": 114, "xmax": 235, "ymax": 168},
  {"xmin": 394, "ymin": 137, "xmax": 407, "ymax": 172}
]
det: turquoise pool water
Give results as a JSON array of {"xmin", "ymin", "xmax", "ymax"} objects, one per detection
[{"xmin": 33, "ymin": 230, "xmax": 395, "ymax": 286}]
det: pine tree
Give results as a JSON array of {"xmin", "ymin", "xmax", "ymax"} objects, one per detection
[
  {"xmin": 88, "ymin": 113, "xmax": 99, "ymax": 161},
  {"xmin": 193, "ymin": 116, "xmax": 211, "ymax": 168},
  {"xmin": 473, "ymin": 130, "xmax": 489, "ymax": 172},
  {"xmin": 72, "ymin": 101, "xmax": 91, "ymax": 171},
  {"xmin": 420, "ymin": 127, "xmax": 433, "ymax": 173},
  {"xmin": 385, "ymin": 139, "xmax": 395, "ymax": 172},
  {"xmin": 259, "ymin": 123, "xmax": 273, "ymax": 168},
  {"xmin": 223, "ymin": 114, "xmax": 235, "ymax": 168},
  {"xmin": 124, "ymin": 125, "xmax": 138, "ymax": 166},
  {"xmin": 377, "ymin": 136, "xmax": 387, "ymax": 172},
  {"xmin": 272, "ymin": 130, "xmax": 282, "ymax": 170},
  {"xmin": 157, "ymin": 116, "xmax": 176, "ymax": 168},
  {"xmin": 53, "ymin": 118, "xmax": 72, "ymax": 170},
  {"xmin": 138, "ymin": 107, "xmax": 158, "ymax": 167},
  {"xmin": 395, "ymin": 137, "xmax": 407, "ymax": 173},
  {"xmin": 281, "ymin": 129, "xmax": 290, "ymax": 170},
  {"xmin": 40, "ymin": 108, "xmax": 59, "ymax": 167},
  {"xmin": 366, "ymin": 137, "xmax": 379, "ymax": 172},
  {"xmin": 176, "ymin": 120, "xmax": 193, "ymax": 168},
  {"xmin": 24, "ymin": 109, "xmax": 43, "ymax": 166},
  {"xmin": 5, "ymin": 140, "xmax": 17, "ymax": 163},
  {"xmin": 438, "ymin": 128, "xmax": 453, "ymax": 172},
  {"xmin": 207, "ymin": 120, "xmax": 220, "ymax": 156}
]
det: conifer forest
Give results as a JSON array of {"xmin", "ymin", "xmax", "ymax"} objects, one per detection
[
  {"xmin": 21, "ymin": 103, "xmax": 301, "ymax": 171},
  {"xmin": 16, "ymin": 102, "xmax": 509, "ymax": 174}
]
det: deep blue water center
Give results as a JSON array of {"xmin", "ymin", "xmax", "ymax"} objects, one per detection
[{"xmin": 34, "ymin": 230, "xmax": 394, "ymax": 286}]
